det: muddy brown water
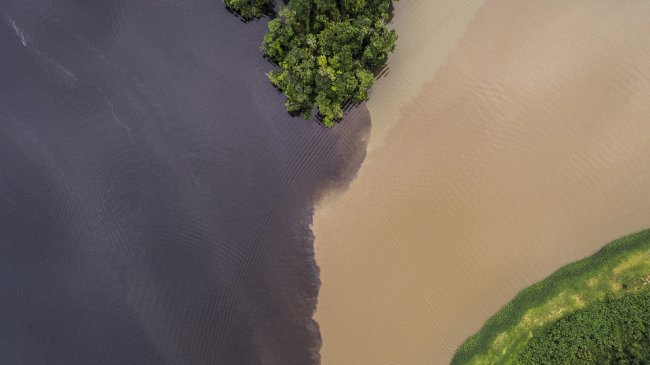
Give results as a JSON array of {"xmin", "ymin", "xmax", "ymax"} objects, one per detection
[{"xmin": 314, "ymin": 0, "xmax": 650, "ymax": 364}]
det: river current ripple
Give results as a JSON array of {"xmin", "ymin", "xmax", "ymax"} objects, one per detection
[{"xmin": 0, "ymin": 1, "xmax": 370, "ymax": 363}]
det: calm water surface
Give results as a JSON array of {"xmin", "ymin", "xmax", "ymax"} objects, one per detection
[{"xmin": 0, "ymin": 1, "xmax": 369, "ymax": 363}]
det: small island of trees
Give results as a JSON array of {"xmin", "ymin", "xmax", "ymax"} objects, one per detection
[{"xmin": 223, "ymin": 0, "xmax": 398, "ymax": 127}]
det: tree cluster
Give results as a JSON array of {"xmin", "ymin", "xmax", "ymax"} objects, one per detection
[
  {"xmin": 224, "ymin": 0, "xmax": 398, "ymax": 126},
  {"xmin": 224, "ymin": 0, "xmax": 268, "ymax": 20},
  {"xmin": 519, "ymin": 291, "xmax": 650, "ymax": 365}
]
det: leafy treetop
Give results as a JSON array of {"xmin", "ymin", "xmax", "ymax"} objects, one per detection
[
  {"xmin": 224, "ymin": 0, "xmax": 398, "ymax": 127},
  {"xmin": 223, "ymin": 0, "xmax": 268, "ymax": 20}
]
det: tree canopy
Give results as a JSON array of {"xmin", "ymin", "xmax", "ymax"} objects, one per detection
[
  {"xmin": 519, "ymin": 291, "xmax": 650, "ymax": 365},
  {"xmin": 224, "ymin": 0, "xmax": 398, "ymax": 126},
  {"xmin": 223, "ymin": 0, "xmax": 268, "ymax": 20}
]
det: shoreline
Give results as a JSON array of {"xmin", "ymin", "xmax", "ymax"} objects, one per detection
[{"xmin": 453, "ymin": 229, "xmax": 650, "ymax": 364}]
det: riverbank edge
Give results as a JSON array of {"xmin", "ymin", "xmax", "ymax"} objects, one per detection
[{"xmin": 452, "ymin": 228, "xmax": 650, "ymax": 364}]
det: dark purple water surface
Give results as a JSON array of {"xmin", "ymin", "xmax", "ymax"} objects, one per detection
[{"xmin": 0, "ymin": 1, "xmax": 370, "ymax": 363}]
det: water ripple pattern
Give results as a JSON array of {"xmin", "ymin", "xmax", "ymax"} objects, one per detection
[{"xmin": 0, "ymin": 0, "xmax": 370, "ymax": 363}]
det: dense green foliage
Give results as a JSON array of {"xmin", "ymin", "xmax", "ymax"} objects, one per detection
[
  {"xmin": 263, "ymin": 0, "xmax": 397, "ymax": 126},
  {"xmin": 519, "ymin": 291, "xmax": 650, "ymax": 365},
  {"xmin": 452, "ymin": 229, "xmax": 650, "ymax": 365},
  {"xmin": 224, "ymin": 0, "xmax": 398, "ymax": 126},
  {"xmin": 223, "ymin": 0, "xmax": 267, "ymax": 20}
]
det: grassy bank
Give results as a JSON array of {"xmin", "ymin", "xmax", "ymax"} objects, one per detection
[{"xmin": 452, "ymin": 229, "xmax": 650, "ymax": 365}]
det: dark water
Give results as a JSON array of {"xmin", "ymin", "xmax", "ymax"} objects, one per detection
[{"xmin": 0, "ymin": 1, "xmax": 369, "ymax": 363}]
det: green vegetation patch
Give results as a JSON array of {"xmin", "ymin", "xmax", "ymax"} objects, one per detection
[
  {"xmin": 520, "ymin": 291, "xmax": 650, "ymax": 364},
  {"xmin": 224, "ymin": 0, "xmax": 269, "ymax": 19},
  {"xmin": 452, "ymin": 229, "xmax": 650, "ymax": 365},
  {"xmin": 223, "ymin": 0, "xmax": 398, "ymax": 127}
]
